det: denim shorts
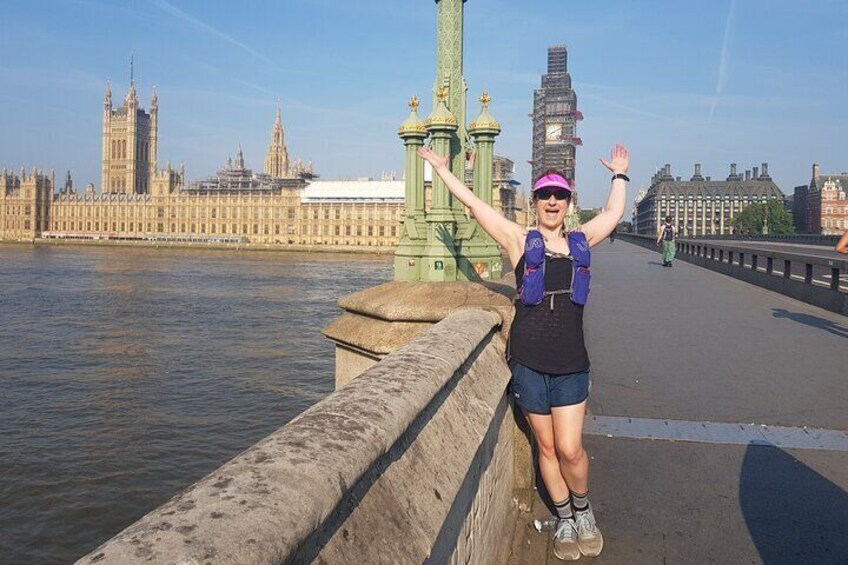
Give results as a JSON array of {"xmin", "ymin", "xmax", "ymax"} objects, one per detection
[{"xmin": 508, "ymin": 360, "xmax": 590, "ymax": 415}]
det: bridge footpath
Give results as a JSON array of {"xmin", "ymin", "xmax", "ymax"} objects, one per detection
[{"xmin": 511, "ymin": 240, "xmax": 848, "ymax": 564}]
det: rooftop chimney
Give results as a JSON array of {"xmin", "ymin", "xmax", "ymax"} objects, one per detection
[
  {"xmin": 691, "ymin": 163, "xmax": 704, "ymax": 181},
  {"xmin": 813, "ymin": 163, "xmax": 820, "ymax": 180},
  {"xmin": 752, "ymin": 166, "xmax": 759, "ymax": 179},
  {"xmin": 706, "ymin": 176, "xmax": 711, "ymax": 181},
  {"xmin": 761, "ymin": 163, "xmax": 769, "ymax": 178}
]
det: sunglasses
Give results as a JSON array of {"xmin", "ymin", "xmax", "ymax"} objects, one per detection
[{"xmin": 535, "ymin": 189, "xmax": 571, "ymax": 201}]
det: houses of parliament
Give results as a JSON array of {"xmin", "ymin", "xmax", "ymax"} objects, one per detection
[{"xmin": 0, "ymin": 79, "xmax": 518, "ymax": 249}]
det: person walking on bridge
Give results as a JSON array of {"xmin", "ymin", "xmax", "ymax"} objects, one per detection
[
  {"xmin": 419, "ymin": 143, "xmax": 629, "ymax": 561},
  {"xmin": 656, "ymin": 215, "xmax": 676, "ymax": 267}
]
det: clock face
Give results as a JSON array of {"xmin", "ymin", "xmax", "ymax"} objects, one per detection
[{"xmin": 545, "ymin": 123, "xmax": 563, "ymax": 143}]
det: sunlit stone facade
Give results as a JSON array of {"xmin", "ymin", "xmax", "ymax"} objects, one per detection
[
  {"xmin": 635, "ymin": 162, "xmax": 784, "ymax": 237},
  {"xmin": 2, "ymin": 84, "xmax": 511, "ymax": 249}
]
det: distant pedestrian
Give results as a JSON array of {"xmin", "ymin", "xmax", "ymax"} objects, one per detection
[
  {"xmin": 418, "ymin": 143, "xmax": 629, "ymax": 561},
  {"xmin": 656, "ymin": 216, "xmax": 676, "ymax": 267},
  {"xmin": 609, "ymin": 229, "xmax": 616, "ymax": 243},
  {"xmin": 836, "ymin": 229, "xmax": 848, "ymax": 254}
]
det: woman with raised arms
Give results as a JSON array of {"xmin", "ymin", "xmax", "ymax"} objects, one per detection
[{"xmin": 418, "ymin": 144, "xmax": 629, "ymax": 560}]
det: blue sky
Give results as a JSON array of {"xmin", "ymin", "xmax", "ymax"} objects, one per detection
[{"xmin": 0, "ymin": 0, "xmax": 846, "ymax": 208}]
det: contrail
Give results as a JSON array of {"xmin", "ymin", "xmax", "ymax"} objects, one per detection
[
  {"xmin": 153, "ymin": 0, "xmax": 278, "ymax": 70},
  {"xmin": 710, "ymin": 0, "xmax": 735, "ymax": 119}
]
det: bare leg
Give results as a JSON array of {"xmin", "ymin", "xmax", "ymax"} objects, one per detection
[
  {"xmin": 524, "ymin": 410, "xmax": 570, "ymax": 503},
  {"xmin": 551, "ymin": 400, "xmax": 589, "ymax": 493}
]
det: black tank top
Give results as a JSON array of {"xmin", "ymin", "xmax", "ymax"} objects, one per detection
[
  {"xmin": 663, "ymin": 225, "xmax": 675, "ymax": 241},
  {"xmin": 509, "ymin": 254, "xmax": 590, "ymax": 375}
]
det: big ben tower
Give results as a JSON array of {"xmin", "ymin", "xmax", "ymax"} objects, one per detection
[
  {"xmin": 101, "ymin": 62, "xmax": 158, "ymax": 194},
  {"xmin": 531, "ymin": 45, "xmax": 582, "ymax": 188}
]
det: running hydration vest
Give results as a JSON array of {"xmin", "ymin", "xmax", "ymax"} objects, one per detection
[{"xmin": 519, "ymin": 230, "xmax": 591, "ymax": 307}]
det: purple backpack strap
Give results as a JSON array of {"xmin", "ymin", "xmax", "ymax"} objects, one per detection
[
  {"xmin": 519, "ymin": 230, "xmax": 545, "ymax": 306},
  {"xmin": 567, "ymin": 231, "xmax": 591, "ymax": 305}
]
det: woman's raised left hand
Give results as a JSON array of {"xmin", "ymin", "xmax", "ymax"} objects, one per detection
[{"xmin": 599, "ymin": 144, "xmax": 629, "ymax": 175}]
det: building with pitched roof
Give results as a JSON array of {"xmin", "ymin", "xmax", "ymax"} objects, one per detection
[
  {"xmin": 635, "ymin": 162, "xmax": 784, "ymax": 237},
  {"xmin": 804, "ymin": 163, "xmax": 848, "ymax": 235}
]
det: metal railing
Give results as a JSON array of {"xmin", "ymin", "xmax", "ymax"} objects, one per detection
[
  {"xmin": 616, "ymin": 233, "xmax": 847, "ymax": 315},
  {"xmin": 676, "ymin": 239, "xmax": 847, "ymax": 292}
]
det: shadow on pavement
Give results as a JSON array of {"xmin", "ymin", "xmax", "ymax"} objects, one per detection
[
  {"xmin": 647, "ymin": 261, "xmax": 666, "ymax": 267},
  {"xmin": 771, "ymin": 308, "xmax": 848, "ymax": 339},
  {"xmin": 740, "ymin": 443, "xmax": 848, "ymax": 565}
]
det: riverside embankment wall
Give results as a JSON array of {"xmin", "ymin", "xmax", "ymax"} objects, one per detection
[{"xmin": 77, "ymin": 309, "xmax": 516, "ymax": 565}]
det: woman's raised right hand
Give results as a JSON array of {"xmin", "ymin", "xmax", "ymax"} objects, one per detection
[{"xmin": 417, "ymin": 146, "xmax": 449, "ymax": 171}]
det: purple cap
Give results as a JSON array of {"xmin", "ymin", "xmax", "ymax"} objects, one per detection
[{"xmin": 532, "ymin": 173, "xmax": 572, "ymax": 193}]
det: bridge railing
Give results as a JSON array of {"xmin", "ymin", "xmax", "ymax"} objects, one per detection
[
  {"xmin": 77, "ymin": 308, "xmax": 517, "ymax": 565},
  {"xmin": 696, "ymin": 233, "xmax": 839, "ymax": 246},
  {"xmin": 617, "ymin": 233, "xmax": 847, "ymax": 315}
]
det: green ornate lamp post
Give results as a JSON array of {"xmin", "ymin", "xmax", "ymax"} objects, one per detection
[
  {"xmin": 394, "ymin": 96, "xmax": 429, "ymax": 281},
  {"xmin": 393, "ymin": 0, "xmax": 507, "ymax": 282},
  {"xmin": 422, "ymin": 87, "xmax": 459, "ymax": 281},
  {"xmin": 461, "ymin": 91, "xmax": 503, "ymax": 280}
]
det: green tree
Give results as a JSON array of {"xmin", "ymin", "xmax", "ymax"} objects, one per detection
[
  {"xmin": 578, "ymin": 208, "xmax": 600, "ymax": 224},
  {"xmin": 732, "ymin": 200, "xmax": 794, "ymax": 235}
]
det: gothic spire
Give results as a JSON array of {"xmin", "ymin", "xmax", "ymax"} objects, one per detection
[{"xmin": 104, "ymin": 80, "xmax": 112, "ymax": 110}]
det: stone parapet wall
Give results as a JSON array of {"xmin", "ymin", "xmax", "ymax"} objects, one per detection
[{"xmin": 77, "ymin": 309, "xmax": 516, "ymax": 564}]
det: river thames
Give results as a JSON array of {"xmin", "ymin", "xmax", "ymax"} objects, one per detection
[{"xmin": 0, "ymin": 244, "xmax": 392, "ymax": 564}]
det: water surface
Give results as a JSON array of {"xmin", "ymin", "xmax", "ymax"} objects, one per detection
[{"xmin": 0, "ymin": 244, "xmax": 392, "ymax": 563}]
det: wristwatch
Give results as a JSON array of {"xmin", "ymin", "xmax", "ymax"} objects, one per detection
[{"xmin": 612, "ymin": 173, "xmax": 630, "ymax": 182}]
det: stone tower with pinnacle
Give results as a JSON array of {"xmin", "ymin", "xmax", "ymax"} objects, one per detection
[
  {"xmin": 264, "ymin": 100, "xmax": 290, "ymax": 179},
  {"xmin": 101, "ymin": 57, "xmax": 158, "ymax": 194}
]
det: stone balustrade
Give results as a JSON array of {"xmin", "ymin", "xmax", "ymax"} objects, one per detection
[{"xmin": 77, "ymin": 308, "xmax": 517, "ymax": 565}]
